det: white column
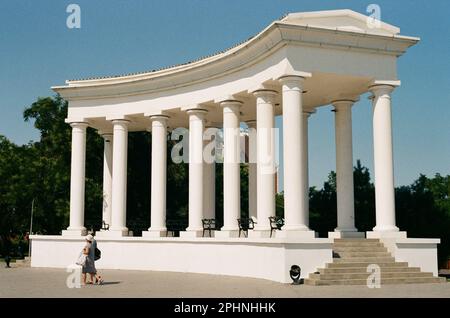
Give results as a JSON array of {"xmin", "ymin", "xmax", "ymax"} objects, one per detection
[
  {"xmin": 181, "ymin": 109, "xmax": 207, "ymax": 237},
  {"xmin": 246, "ymin": 120, "xmax": 257, "ymax": 220},
  {"xmin": 203, "ymin": 161, "xmax": 215, "ymax": 220},
  {"xmin": 367, "ymin": 85, "xmax": 404, "ymax": 238},
  {"xmin": 63, "ymin": 122, "xmax": 88, "ymax": 236},
  {"xmin": 101, "ymin": 132, "xmax": 113, "ymax": 230},
  {"xmin": 143, "ymin": 115, "xmax": 169, "ymax": 237},
  {"xmin": 302, "ymin": 111, "xmax": 311, "ymax": 227},
  {"xmin": 248, "ymin": 90, "xmax": 276, "ymax": 238},
  {"xmin": 203, "ymin": 126, "xmax": 217, "ymax": 220},
  {"xmin": 215, "ymin": 100, "xmax": 242, "ymax": 238},
  {"xmin": 278, "ymin": 76, "xmax": 315, "ymax": 238},
  {"xmin": 109, "ymin": 119, "xmax": 129, "ymax": 236},
  {"xmin": 329, "ymin": 100, "xmax": 362, "ymax": 238}
]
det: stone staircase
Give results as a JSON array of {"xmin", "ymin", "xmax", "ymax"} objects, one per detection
[{"xmin": 304, "ymin": 238, "xmax": 446, "ymax": 286}]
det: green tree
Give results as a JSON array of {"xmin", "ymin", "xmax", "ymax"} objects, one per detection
[
  {"xmin": 396, "ymin": 174, "xmax": 450, "ymax": 266},
  {"xmin": 353, "ymin": 160, "xmax": 376, "ymax": 232},
  {"xmin": 23, "ymin": 96, "xmax": 103, "ymax": 234},
  {"xmin": 0, "ymin": 136, "xmax": 37, "ymax": 234}
]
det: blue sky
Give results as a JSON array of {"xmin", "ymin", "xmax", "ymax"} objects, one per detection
[{"xmin": 0, "ymin": 0, "xmax": 449, "ymax": 188}]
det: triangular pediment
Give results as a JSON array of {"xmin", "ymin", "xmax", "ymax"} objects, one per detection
[{"xmin": 281, "ymin": 9, "xmax": 400, "ymax": 36}]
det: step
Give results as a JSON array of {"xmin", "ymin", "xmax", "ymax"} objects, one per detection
[
  {"xmin": 333, "ymin": 252, "xmax": 392, "ymax": 258},
  {"xmin": 327, "ymin": 261, "xmax": 408, "ymax": 268},
  {"xmin": 309, "ymin": 272, "xmax": 434, "ymax": 280},
  {"xmin": 333, "ymin": 242, "xmax": 384, "ymax": 247},
  {"xmin": 334, "ymin": 238, "xmax": 379, "ymax": 243},
  {"xmin": 307, "ymin": 239, "xmax": 446, "ymax": 286},
  {"xmin": 333, "ymin": 247, "xmax": 387, "ymax": 253},
  {"xmin": 304, "ymin": 276, "xmax": 446, "ymax": 286},
  {"xmin": 333, "ymin": 257, "xmax": 395, "ymax": 263},
  {"xmin": 318, "ymin": 267, "xmax": 421, "ymax": 274}
]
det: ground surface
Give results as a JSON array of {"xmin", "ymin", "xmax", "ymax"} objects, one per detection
[{"xmin": 0, "ymin": 266, "xmax": 449, "ymax": 298}]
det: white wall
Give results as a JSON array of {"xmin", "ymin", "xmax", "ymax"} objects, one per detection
[
  {"xmin": 31, "ymin": 236, "xmax": 333, "ymax": 284},
  {"xmin": 380, "ymin": 238, "xmax": 440, "ymax": 276}
]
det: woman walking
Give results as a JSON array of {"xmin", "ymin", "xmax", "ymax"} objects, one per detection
[
  {"xmin": 80, "ymin": 234, "xmax": 96, "ymax": 285},
  {"xmin": 89, "ymin": 234, "xmax": 103, "ymax": 284}
]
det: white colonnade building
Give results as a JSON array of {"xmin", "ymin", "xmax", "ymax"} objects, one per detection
[{"xmin": 30, "ymin": 10, "xmax": 441, "ymax": 283}]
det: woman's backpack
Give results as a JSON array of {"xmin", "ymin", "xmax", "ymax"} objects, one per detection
[{"xmin": 94, "ymin": 247, "xmax": 101, "ymax": 261}]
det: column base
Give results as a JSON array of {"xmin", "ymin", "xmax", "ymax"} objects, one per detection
[
  {"xmin": 281, "ymin": 224, "xmax": 310, "ymax": 231},
  {"xmin": 94, "ymin": 230, "xmax": 112, "ymax": 238},
  {"xmin": 200, "ymin": 230, "xmax": 216, "ymax": 238},
  {"xmin": 247, "ymin": 230, "xmax": 272, "ymax": 238},
  {"xmin": 142, "ymin": 230, "xmax": 167, "ymax": 238},
  {"xmin": 62, "ymin": 228, "xmax": 87, "ymax": 237},
  {"xmin": 366, "ymin": 231, "xmax": 407, "ymax": 239},
  {"xmin": 372, "ymin": 225, "xmax": 400, "ymax": 232},
  {"xmin": 328, "ymin": 230, "xmax": 365, "ymax": 239},
  {"xmin": 215, "ymin": 230, "xmax": 239, "ymax": 238},
  {"xmin": 179, "ymin": 230, "xmax": 204, "ymax": 238},
  {"xmin": 99, "ymin": 229, "xmax": 129, "ymax": 237},
  {"xmin": 275, "ymin": 230, "xmax": 316, "ymax": 239}
]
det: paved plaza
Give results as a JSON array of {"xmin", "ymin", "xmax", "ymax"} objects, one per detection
[{"xmin": 0, "ymin": 266, "xmax": 449, "ymax": 298}]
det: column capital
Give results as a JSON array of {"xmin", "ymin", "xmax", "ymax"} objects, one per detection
[
  {"xmin": 147, "ymin": 115, "xmax": 169, "ymax": 132},
  {"xmin": 278, "ymin": 75, "xmax": 306, "ymax": 83},
  {"xmin": 303, "ymin": 109, "xmax": 316, "ymax": 118},
  {"xmin": 331, "ymin": 99, "xmax": 357, "ymax": 111},
  {"xmin": 111, "ymin": 119, "xmax": 130, "ymax": 125},
  {"xmin": 98, "ymin": 129, "xmax": 113, "ymax": 137},
  {"xmin": 69, "ymin": 122, "xmax": 89, "ymax": 129},
  {"xmin": 205, "ymin": 121, "xmax": 222, "ymax": 129},
  {"xmin": 100, "ymin": 133, "xmax": 113, "ymax": 142},
  {"xmin": 149, "ymin": 114, "xmax": 170, "ymax": 122},
  {"xmin": 214, "ymin": 94, "xmax": 243, "ymax": 105},
  {"xmin": 246, "ymin": 120, "xmax": 257, "ymax": 128},
  {"xmin": 186, "ymin": 108, "xmax": 208, "ymax": 121},
  {"xmin": 369, "ymin": 84, "xmax": 397, "ymax": 97},
  {"xmin": 278, "ymin": 74, "xmax": 309, "ymax": 90},
  {"xmin": 278, "ymin": 76, "xmax": 309, "ymax": 93},
  {"xmin": 252, "ymin": 89, "xmax": 278, "ymax": 102},
  {"xmin": 185, "ymin": 108, "xmax": 208, "ymax": 114},
  {"xmin": 277, "ymin": 71, "xmax": 312, "ymax": 82},
  {"xmin": 220, "ymin": 100, "xmax": 242, "ymax": 114},
  {"xmin": 219, "ymin": 99, "xmax": 243, "ymax": 108}
]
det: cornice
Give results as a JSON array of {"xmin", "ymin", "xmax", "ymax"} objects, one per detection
[{"xmin": 52, "ymin": 20, "xmax": 418, "ymax": 102}]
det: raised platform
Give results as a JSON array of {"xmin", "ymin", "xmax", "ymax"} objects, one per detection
[
  {"xmin": 30, "ymin": 235, "xmax": 333, "ymax": 284},
  {"xmin": 29, "ymin": 234, "xmax": 441, "ymax": 284}
]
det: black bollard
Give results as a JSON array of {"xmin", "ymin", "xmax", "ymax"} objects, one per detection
[{"xmin": 289, "ymin": 265, "xmax": 301, "ymax": 285}]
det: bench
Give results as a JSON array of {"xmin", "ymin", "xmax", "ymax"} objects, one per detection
[
  {"xmin": 101, "ymin": 221, "xmax": 110, "ymax": 231},
  {"xmin": 237, "ymin": 218, "xmax": 256, "ymax": 238},
  {"xmin": 269, "ymin": 216, "xmax": 284, "ymax": 238},
  {"xmin": 166, "ymin": 220, "xmax": 187, "ymax": 237},
  {"xmin": 201, "ymin": 219, "xmax": 218, "ymax": 237}
]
